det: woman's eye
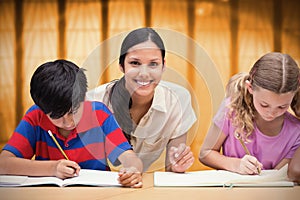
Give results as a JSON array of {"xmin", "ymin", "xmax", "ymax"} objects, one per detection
[
  {"xmin": 149, "ymin": 62, "xmax": 159, "ymax": 67},
  {"xmin": 129, "ymin": 61, "xmax": 140, "ymax": 66}
]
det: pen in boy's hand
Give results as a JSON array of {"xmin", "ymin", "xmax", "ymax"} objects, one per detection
[
  {"xmin": 57, "ymin": 157, "xmax": 80, "ymax": 176},
  {"xmin": 71, "ymin": 167, "xmax": 78, "ymax": 177},
  {"xmin": 66, "ymin": 165, "xmax": 78, "ymax": 177}
]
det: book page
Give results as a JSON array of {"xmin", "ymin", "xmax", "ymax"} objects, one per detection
[
  {"xmin": 225, "ymin": 164, "xmax": 289, "ymax": 185},
  {"xmin": 0, "ymin": 175, "xmax": 63, "ymax": 187},
  {"xmin": 0, "ymin": 175, "xmax": 28, "ymax": 186},
  {"xmin": 22, "ymin": 176, "xmax": 64, "ymax": 187},
  {"xmin": 154, "ymin": 170, "xmax": 229, "ymax": 186},
  {"xmin": 0, "ymin": 170, "xmax": 120, "ymax": 187},
  {"xmin": 154, "ymin": 164, "xmax": 293, "ymax": 187},
  {"xmin": 62, "ymin": 169, "xmax": 121, "ymax": 187}
]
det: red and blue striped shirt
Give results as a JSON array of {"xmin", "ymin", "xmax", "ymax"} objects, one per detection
[{"xmin": 3, "ymin": 101, "xmax": 132, "ymax": 171}]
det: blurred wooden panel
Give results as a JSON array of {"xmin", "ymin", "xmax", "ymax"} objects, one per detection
[
  {"xmin": 151, "ymin": 0, "xmax": 188, "ymax": 33},
  {"xmin": 282, "ymin": 0, "xmax": 300, "ymax": 64},
  {"xmin": 195, "ymin": 0, "xmax": 230, "ymax": 87},
  {"xmin": 23, "ymin": 0, "xmax": 58, "ymax": 112},
  {"xmin": 0, "ymin": 1, "xmax": 15, "ymax": 142},
  {"xmin": 238, "ymin": 0, "xmax": 273, "ymax": 72},
  {"xmin": 106, "ymin": 0, "xmax": 145, "ymax": 84},
  {"xmin": 66, "ymin": 0, "xmax": 101, "ymax": 66},
  {"xmin": 108, "ymin": 0, "xmax": 145, "ymax": 36}
]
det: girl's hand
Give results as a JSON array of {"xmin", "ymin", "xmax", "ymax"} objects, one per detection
[
  {"xmin": 169, "ymin": 143, "xmax": 194, "ymax": 173},
  {"xmin": 238, "ymin": 155, "xmax": 263, "ymax": 175},
  {"xmin": 54, "ymin": 159, "xmax": 80, "ymax": 179},
  {"xmin": 118, "ymin": 167, "xmax": 142, "ymax": 188}
]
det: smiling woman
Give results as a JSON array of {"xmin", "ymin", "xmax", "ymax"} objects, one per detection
[
  {"xmin": 86, "ymin": 27, "xmax": 197, "ymax": 172},
  {"xmin": 122, "ymin": 40, "xmax": 164, "ymax": 99}
]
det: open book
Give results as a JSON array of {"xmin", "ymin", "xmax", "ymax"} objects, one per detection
[
  {"xmin": 154, "ymin": 164, "xmax": 294, "ymax": 187},
  {"xmin": 0, "ymin": 169, "xmax": 121, "ymax": 187}
]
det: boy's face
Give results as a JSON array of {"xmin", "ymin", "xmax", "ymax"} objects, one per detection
[{"xmin": 46, "ymin": 102, "xmax": 84, "ymax": 131}]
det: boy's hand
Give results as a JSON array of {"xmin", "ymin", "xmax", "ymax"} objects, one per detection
[
  {"xmin": 118, "ymin": 167, "xmax": 142, "ymax": 188},
  {"xmin": 238, "ymin": 155, "xmax": 263, "ymax": 175},
  {"xmin": 54, "ymin": 159, "xmax": 81, "ymax": 179},
  {"xmin": 169, "ymin": 143, "xmax": 194, "ymax": 173}
]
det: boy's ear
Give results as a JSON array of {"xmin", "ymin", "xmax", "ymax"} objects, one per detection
[
  {"xmin": 245, "ymin": 80, "xmax": 253, "ymax": 94},
  {"xmin": 119, "ymin": 64, "xmax": 124, "ymax": 73}
]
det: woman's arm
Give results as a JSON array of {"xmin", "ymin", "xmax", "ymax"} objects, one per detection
[
  {"xmin": 288, "ymin": 147, "xmax": 300, "ymax": 183},
  {"xmin": 0, "ymin": 150, "xmax": 80, "ymax": 179},
  {"xmin": 166, "ymin": 134, "xmax": 194, "ymax": 172}
]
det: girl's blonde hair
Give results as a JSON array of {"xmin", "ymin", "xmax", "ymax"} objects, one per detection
[{"xmin": 226, "ymin": 52, "xmax": 300, "ymax": 141}]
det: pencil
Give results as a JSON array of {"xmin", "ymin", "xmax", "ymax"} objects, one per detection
[
  {"xmin": 237, "ymin": 135, "xmax": 251, "ymax": 155},
  {"xmin": 48, "ymin": 130, "xmax": 69, "ymax": 160},
  {"xmin": 236, "ymin": 133, "xmax": 261, "ymax": 174}
]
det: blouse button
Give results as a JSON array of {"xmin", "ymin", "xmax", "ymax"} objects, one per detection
[{"xmin": 65, "ymin": 143, "xmax": 69, "ymax": 148}]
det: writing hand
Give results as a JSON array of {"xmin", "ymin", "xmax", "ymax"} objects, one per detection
[
  {"xmin": 168, "ymin": 143, "xmax": 194, "ymax": 173},
  {"xmin": 238, "ymin": 155, "xmax": 263, "ymax": 175},
  {"xmin": 54, "ymin": 159, "xmax": 81, "ymax": 179},
  {"xmin": 118, "ymin": 167, "xmax": 142, "ymax": 188}
]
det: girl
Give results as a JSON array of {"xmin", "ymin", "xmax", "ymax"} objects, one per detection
[
  {"xmin": 87, "ymin": 28, "xmax": 196, "ymax": 172},
  {"xmin": 199, "ymin": 52, "xmax": 300, "ymax": 175}
]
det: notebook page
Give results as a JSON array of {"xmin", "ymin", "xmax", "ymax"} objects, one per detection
[
  {"xmin": 62, "ymin": 169, "xmax": 121, "ymax": 187},
  {"xmin": 0, "ymin": 175, "xmax": 28, "ymax": 186}
]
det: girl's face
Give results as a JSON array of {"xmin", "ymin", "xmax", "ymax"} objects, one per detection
[
  {"xmin": 247, "ymin": 84, "xmax": 295, "ymax": 122},
  {"xmin": 121, "ymin": 40, "xmax": 165, "ymax": 98},
  {"xmin": 47, "ymin": 102, "xmax": 84, "ymax": 131}
]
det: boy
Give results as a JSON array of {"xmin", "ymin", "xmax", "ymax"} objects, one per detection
[{"xmin": 0, "ymin": 60, "xmax": 143, "ymax": 188}]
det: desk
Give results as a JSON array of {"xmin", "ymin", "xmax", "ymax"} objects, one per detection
[{"xmin": 0, "ymin": 173, "xmax": 299, "ymax": 200}]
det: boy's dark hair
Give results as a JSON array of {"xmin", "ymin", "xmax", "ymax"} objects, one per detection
[
  {"xmin": 30, "ymin": 59, "xmax": 87, "ymax": 119},
  {"xmin": 119, "ymin": 27, "xmax": 165, "ymax": 68}
]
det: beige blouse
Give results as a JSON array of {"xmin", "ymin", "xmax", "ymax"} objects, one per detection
[{"xmin": 86, "ymin": 81, "xmax": 197, "ymax": 171}]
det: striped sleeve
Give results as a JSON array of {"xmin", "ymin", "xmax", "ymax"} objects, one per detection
[
  {"xmin": 93, "ymin": 102, "xmax": 132, "ymax": 165},
  {"xmin": 3, "ymin": 106, "xmax": 39, "ymax": 159}
]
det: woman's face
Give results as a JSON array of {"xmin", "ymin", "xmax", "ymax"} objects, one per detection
[
  {"xmin": 122, "ymin": 40, "xmax": 165, "ymax": 98},
  {"xmin": 248, "ymin": 85, "xmax": 295, "ymax": 122}
]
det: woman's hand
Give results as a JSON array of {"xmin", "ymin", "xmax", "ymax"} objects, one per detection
[
  {"xmin": 168, "ymin": 143, "xmax": 194, "ymax": 173},
  {"xmin": 118, "ymin": 166, "xmax": 143, "ymax": 188}
]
